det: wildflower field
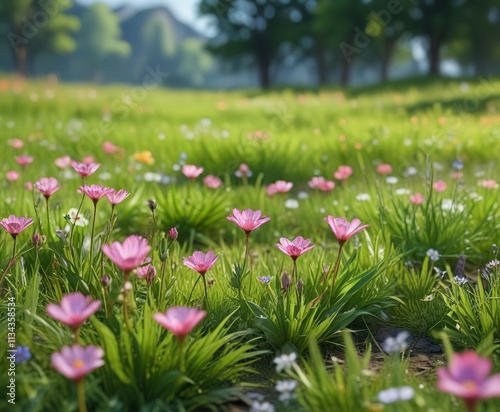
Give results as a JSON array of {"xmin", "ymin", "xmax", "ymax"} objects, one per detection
[{"xmin": 1, "ymin": 77, "xmax": 500, "ymax": 412}]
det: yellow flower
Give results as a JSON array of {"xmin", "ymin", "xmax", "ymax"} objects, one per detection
[{"xmin": 133, "ymin": 151, "xmax": 154, "ymax": 165}]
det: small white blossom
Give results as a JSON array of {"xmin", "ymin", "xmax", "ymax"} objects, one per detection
[
  {"xmin": 382, "ymin": 331, "xmax": 410, "ymax": 353},
  {"xmin": 426, "ymin": 248, "xmax": 440, "ymax": 262},
  {"xmin": 395, "ymin": 188, "xmax": 411, "ymax": 195},
  {"xmin": 284, "ymin": 199, "xmax": 299, "ymax": 209},
  {"xmin": 249, "ymin": 401, "xmax": 275, "ymax": 412},
  {"xmin": 386, "ymin": 176, "xmax": 398, "ymax": 184},
  {"xmin": 356, "ymin": 193, "xmax": 371, "ymax": 201},
  {"xmin": 454, "ymin": 276, "xmax": 468, "ymax": 286},
  {"xmin": 378, "ymin": 386, "xmax": 415, "ymax": 404},
  {"xmin": 273, "ymin": 353, "xmax": 297, "ymax": 373},
  {"xmin": 65, "ymin": 208, "xmax": 88, "ymax": 227},
  {"xmin": 275, "ymin": 380, "xmax": 297, "ymax": 393}
]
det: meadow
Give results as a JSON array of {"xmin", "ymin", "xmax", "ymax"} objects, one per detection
[{"xmin": 0, "ymin": 76, "xmax": 499, "ymax": 412}]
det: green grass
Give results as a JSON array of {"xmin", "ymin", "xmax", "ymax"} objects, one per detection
[{"xmin": 0, "ymin": 76, "xmax": 499, "ymax": 411}]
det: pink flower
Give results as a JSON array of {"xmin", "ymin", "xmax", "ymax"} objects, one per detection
[
  {"xmin": 154, "ymin": 306, "xmax": 206, "ymax": 341},
  {"xmin": 71, "ymin": 161, "xmax": 100, "ymax": 178},
  {"xmin": 46, "ymin": 292, "xmax": 101, "ymax": 331},
  {"xmin": 452, "ymin": 171, "xmax": 464, "ymax": 180},
  {"xmin": 182, "ymin": 164, "xmax": 204, "ymax": 179},
  {"xmin": 102, "ymin": 235, "xmax": 151, "ymax": 275},
  {"xmin": 433, "ymin": 180, "xmax": 447, "ymax": 192},
  {"xmin": 203, "ymin": 174, "xmax": 223, "ymax": 189},
  {"xmin": 105, "ymin": 189, "xmax": 129, "ymax": 206},
  {"xmin": 235, "ymin": 163, "xmax": 252, "ymax": 178},
  {"xmin": 183, "ymin": 251, "xmax": 219, "ymax": 276},
  {"xmin": 324, "ymin": 216, "xmax": 368, "ymax": 244},
  {"xmin": 102, "ymin": 141, "xmax": 118, "ymax": 154},
  {"xmin": 333, "ymin": 165, "xmax": 353, "ymax": 180},
  {"xmin": 276, "ymin": 236, "xmax": 315, "ymax": 260},
  {"xmin": 308, "ymin": 176, "xmax": 335, "ymax": 192},
  {"xmin": 266, "ymin": 180, "xmax": 293, "ymax": 196},
  {"xmin": 168, "ymin": 227, "xmax": 178, "ymax": 240},
  {"xmin": 409, "ymin": 193, "xmax": 424, "ymax": 205},
  {"xmin": 8, "ymin": 139, "xmax": 24, "ymax": 149},
  {"xmin": 15, "ymin": 155, "xmax": 33, "ymax": 167},
  {"xmin": 376, "ymin": 164, "xmax": 393, "ymax": 174},
  {"xmin": 35, "ymin": 177, "xmax": 61, "ymax": 199},
  {"xmin": 54, "ymin": 156, "xmax": 72, "ymax": 169},
  {"xmin": 0, "ymin": 215, "xmax": 34, "ymax": 238},
  {"xmin": 226, "ymin": 208, "xmax": 271, "ymax": 234},
  {"xmin": 24, "ymin": 182, "xmax": 33, "ymax": 191},
  {"xmin": 437, "ymin": 351, "xmax": 500, "ymax": 411},
  {"xmin": 481, "ymin": 179, "xmax": 498, "ymax": 189},
  {"xmin": 136, "ymin": 263, "xmax": 156, "ymax": 285},
  {"xmin": 51, "ymin": 344, "xmax": 104, "ymax": 382},
  {"xmin": 6, "ymin": 171, "xmax": 19, "ymax": 182},
  {"xmin": 79, "ymin": 184, "xmax": 113, "ymax": 204}
]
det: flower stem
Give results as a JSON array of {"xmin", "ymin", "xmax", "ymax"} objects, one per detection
[
  {"xmin": 0, "ymin": 239, "xmax": 17, "ymax": 288},
  {"xmin": 331, "ymin": 242, "xmax": 345, "ymax": 289},
  {"xmin": 45, "ymin": 197, "xmax": 51, "ymax": 238},
  {"xmin": 202, "ymin": 276, "xmax": 209, "ymax": 310},
  {"xmin": 69, "ymin": 190, "xmax": 86, "ymax": 258},
  {"xmin": 89, "ymin": 202, "xmax": 97, "ymax": 266},
  {"xmin": 123, "ymin": 273, "xmax": 131, "ymax": 330},
  {"xmin": 186, "ymin": 275, "xmax": 202, "ymax": 305},
  {"xmin": 159, "ymin": 260, "xmax": 167, "ymax": 306},
  {"xmin": 76, "ymin": 379, "xmax": 88, "ymax": 412}
]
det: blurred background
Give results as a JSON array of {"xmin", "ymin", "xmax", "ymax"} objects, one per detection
[{"xmin": 1, "ymin": 0, "xmax": 499, "ymax": 89}]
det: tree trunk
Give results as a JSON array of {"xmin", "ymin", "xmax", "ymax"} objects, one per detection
[
  {"xmin": 381, "ymin": 38, "xmax": 396, "ymax": 82},
  {"xmin": 428, "ymin": 35, "xmax": 442, "ymax": 76},
  {"xmin": 257, "ymin": 58, "xmax": 270, "ymax": 89},
  {"xmin": 314, "ymin": 42, "xmax": 328, "ymax": 86},
  {"xmin": 340, "ymin": 56, "xmax": 350, "ymax": 86},
  {"xmin": 9, "ymin": 34, "xmax": 27, "ymax": 77}
]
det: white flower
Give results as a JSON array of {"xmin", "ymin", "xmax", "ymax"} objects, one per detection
[
  {"xmin": 356, "ymin": 193, "xmax": 371, "ymax": 201},
  {"xmin": 386, "ymin": 176, "xmax": 398, "ymax": 184},
  {"xmin": 426, "ymin": 248, "xmax": 440, "ymax": 262},
  {"xmin": 441, "ymin": 199, "xmax": 465, "ymax": 213},
  {"xmin": 65, "ymin": 208, "xmax": 88, "ymax": 227},
  {"xmin": 298, "ymin": 191, "xmax": 309, "ymax": 199},
  {"xmin": 378, "ymin": 386, "xmax": 415, "ymax": 403},
  {"xmin": 454, "ymin": 276, "xmax": 468, "ymax": 286},
  {"xmin": 405, "ymin": 167, "xmax": 418, "ymax": 176},
  {"xmin": 284, "ymin": 199, "xmax": 299, "ymax": 209},
  {"xmin": 273, "ymin": 353, "xmax": 297, "ymax": 373},
  {"xmin": 249, "ymin": 401, "xmax": 275, "ymax": 412},
  {"xmin": 395, "ymin": 188, "xmax": 410, "ymax": 195},
  {"xmin": 275, "ymin": 380, "xmax": 297, "ymax": 393},
  {"xmin": 382, "ymin": 331, "xmax": 410, "ymax": 353}
]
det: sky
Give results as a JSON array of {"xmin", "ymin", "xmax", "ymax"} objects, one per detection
[{"xmin": 76, "ymin": 0, "xmax": 209, "ymax": 33}]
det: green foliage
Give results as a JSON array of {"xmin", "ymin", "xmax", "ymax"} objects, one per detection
[
  {"xmin": 441, "ymin": 268, "xmax": 500, "ymax": 350},
  {"xmin": 390, "ymin": 257, "xmax": 447, "ymax": 336}
]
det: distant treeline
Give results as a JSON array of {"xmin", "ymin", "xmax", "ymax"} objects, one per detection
[{"xmin": 1, "ymin": 1, "xmax": 499, "ymax": 88}]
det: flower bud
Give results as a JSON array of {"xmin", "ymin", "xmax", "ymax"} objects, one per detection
[
  {"xmin": 297, "ymin": 279, "xmax": 304, "ymax": 295},
  {"xmin": 168, "ymin": 227, "xmax": 178, "ymax": 241},
  {"xmin": 147, "ymin": 199, "xmax": 157, "ymax": 212},
  {"xmin": 101, "ymin": 275, "xmax": 111, "ymax": 287},
  {"xmin": 159, "ymin": 236, "xmax": 169, "ymax": 262},
  {"xmin": 281, "ymin": 272, "xmax": 291, "ymax": 293}
]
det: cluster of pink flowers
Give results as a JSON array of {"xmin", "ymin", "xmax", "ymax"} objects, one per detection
[
  {"xmin": 308, "ymin": 176, "xmax": 335, "ymax": 192},
  {"xmin": 266, "ymin": 180, "xmax": 293, "ymax": 196},
  {"xmin": 334, "ymin": 165, "xmax": 353, "ymax": 181}
]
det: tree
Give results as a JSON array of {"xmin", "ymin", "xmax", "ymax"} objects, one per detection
[
  {"xmin": 77, "ymin": 3, "xmax": 130, "ymax": 81},
  {"xmin": 315, "ymin": 0, "xmax": 370, "ymax": 85},
  {"xmin": 199, "ymin": 0, "xmax": 289, "ymax": 89},
  {"xmin": 0, "ymin": 0, "xmax": 79, "ymax": 76},
  {"xmin": 282, "ymin": 0, "xmax": 330, "ymax": 85}
]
